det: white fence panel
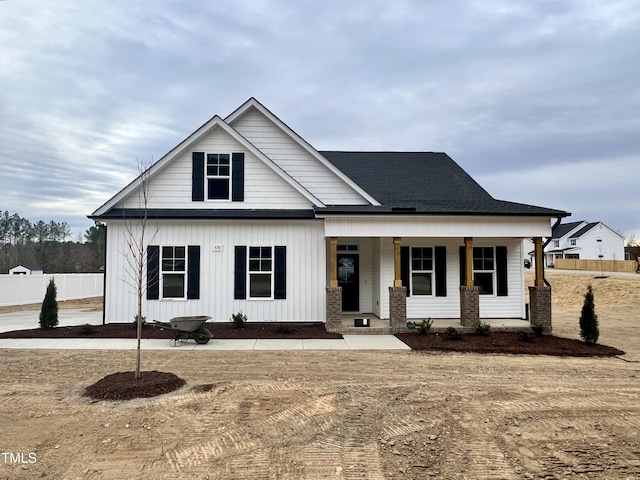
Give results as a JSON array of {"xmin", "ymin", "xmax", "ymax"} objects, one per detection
[{"xmin": 0, "ymin": 274, "xmax": 104, "ymax": 307}]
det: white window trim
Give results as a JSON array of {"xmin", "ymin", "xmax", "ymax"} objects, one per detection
[
  {"xmin": 160, "ymin": 244, "xmax": 187, "ymax": 300},
  {"xmin": 206, "ymin": 153, "xmax": 232, "ymax": 202},
  {"xmin": 247, "ymin": 245, "xmax": 274, "ymax": 300},
  {"xmin": 410, "ymin": 246, "xmax": 434, "ymax": 297},
  {"xmin": 472, "ymin": 246, "xmax": 496, "ymax": 296},
  {"xmin": 554, "ymin": 240, "xmax": 560, "ymax": 248},
  {"xmin": 570, "ymin": 239, "xmax": 577, "ymax": 246}
]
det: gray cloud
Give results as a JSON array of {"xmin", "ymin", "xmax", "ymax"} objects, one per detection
[{"xmin": 0, "ymin": 0, "xmax": 638, "ymax": 239}]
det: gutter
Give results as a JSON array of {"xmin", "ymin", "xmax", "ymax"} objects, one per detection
[{"xmin": 541, "ymin": 216, "xmax": 564, "ymax": 287}]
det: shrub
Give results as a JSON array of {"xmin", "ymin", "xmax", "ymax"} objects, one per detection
[
  {"xmin": 518, "ymin": 331, "xmax": 534, "ymax": 342},
  {"xmin": 39, "ymin": 278, "xmax": 59, "ymax": 329},
  {"xmin": 444, "ymin": 327, "xmax": 462, "ymax": 341},
  {"xmin": 416, "ymin": 318, "xmax": 433, "ymax": 336},
  {"xmin": 579, "ymin": 284, "xmax": 599, "ymax": 344},
  {"xmin": 276, "ymin": 324, "xmax": 294, "ymax": 334},
  {"xmin": 132, "ymin": 314, "xmax": 146, "ymax": 329},
  {"xmin": 475, "ymin": 321, "xmax": 491, "ymax": 336},
  {"xmin": 530, "ymin": 323, "xmax": 545, "ymax": 337},
  {"xmin": 231, "ymin": 311, "xmax": 247, "ymax": 329},
  {"xmin": 80, "ymin": 324, "xmax": 95, "ymax": 335}
]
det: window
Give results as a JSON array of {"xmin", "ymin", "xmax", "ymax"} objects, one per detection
[
  {"xmin": 473, "ymin": 247, "xmax": 494, "ymax": 295},
  {"xmin": 570, "ymin": 239, "xmax": 577, "ymax": 246},
  {"xmin": 337, "ymin": 244, "xmax": 358, "ymax": 251},
  {"xmin": 411, "ymin": 247, "xmax": 433, "ymax": 295},
  {"xmin": 554, "ymin": 240, "xmax": 560, "ymax": 248},
  {"xmin": 161, "ymin": 246, "xmax": 186, "ymax": 298},
  {"xmin": 566, "ymin": 254, "xmax": 580, "ymax": 259},
  {"xmin": 207, "ymin": 153, "xmax": 230, "ymax": 200},
  {"xmin": 249, "ymin": 246, "xmax": 273, "ymax": 298}
]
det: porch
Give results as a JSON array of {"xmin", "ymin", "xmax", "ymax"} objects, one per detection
[{"xmin": 333, "ymin": 313, "xmax": 532, "ymax": 335}]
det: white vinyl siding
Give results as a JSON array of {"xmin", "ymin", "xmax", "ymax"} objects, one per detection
[
  {"xmin": 118, "ymin": 127, "xmax": 312, "ymax": 210},
  {"xmin": 104, "ymin": 220, "xmax": 325, "ymax": 323},
  {"xmin": 231, "ymin": 108, "xmax": 369, "ymax": 205}
]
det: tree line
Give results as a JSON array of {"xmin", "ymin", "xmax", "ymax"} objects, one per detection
[{"xmin": 0, "ymin": 211, "xmax": 105, "ymax": 274}]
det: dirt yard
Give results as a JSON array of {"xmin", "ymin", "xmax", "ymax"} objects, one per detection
[{"xmin": 1, "ymin": 271, "xmax": 639, "ymax": 479}]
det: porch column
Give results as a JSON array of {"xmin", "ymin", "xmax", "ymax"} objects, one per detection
[
  {"xmin": 389, "ymin": 237, "xmax": 407, "ymax": 331},
  {"xmin": 460, "ymin": 237, "xmax": 479, "ymax": 327},
  {"xmin": 326, "ymin": 237, "xmax": 342, "ymax": 331},
  {"xmin": 529, "ymin": 236, "xmax": 552, "ymax": 333}
]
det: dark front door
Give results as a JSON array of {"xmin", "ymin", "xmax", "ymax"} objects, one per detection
[{"xmin": 337, "ymin": 253, "xmax": 359, "ymax": 312}]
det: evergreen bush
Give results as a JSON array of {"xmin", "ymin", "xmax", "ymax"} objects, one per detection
[
  {"xmin": 579, "ymin": 284, "xmax": 599, "ymax": 344},
  {"xmin": 39, "ymin": 278, "xmax": 59, "ymax": 329},
  {"xmin": 231, "ymin": 311, "xmax": 247, "ymax": 329}
]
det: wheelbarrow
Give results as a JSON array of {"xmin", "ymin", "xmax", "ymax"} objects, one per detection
[{"xmin": 152, "ymin": 316, "xmax": 212, "ymax": 346}]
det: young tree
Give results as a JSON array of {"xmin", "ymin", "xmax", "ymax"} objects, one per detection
[
  {"xmin": 579, "ymin": 284, "xmax": 599, "ymax": 344},
  {"xmin": 39, "ymin": 278, "xmax": 59, "ymax": 329},
  {"xmin": 122, "ymin": 160, "xmax": 157, "ymax": 380}
]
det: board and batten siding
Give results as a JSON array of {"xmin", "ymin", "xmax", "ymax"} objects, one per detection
[
  {"xmin": 104, "ymin": 220, "xmax": 325, "ymax": 323},
  {"xmin": 231, "ymin": 108, "xmax": 369, "ymax": 206},
  {"xmin": 118, "ymin": 127, "xmax": 312, "ymax": 210},
  {"xmin": 377, "ymin": 238, "xmax": 525, "ymax": 319}
]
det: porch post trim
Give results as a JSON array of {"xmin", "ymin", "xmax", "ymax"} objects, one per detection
[
  {"xmin": 464, "ymin": 237, "xmax": 473, "ymax": 287},
  {"xmin": 330, "ymin": 237, "xmax": 338, "ymax": 288},
  {"xmin": 534, "ymin": 237, "xmax": 544, "ymax": 286},
  {"xmin": 393, "ymin": 237, "xmax": 402, "ymax": 287}
]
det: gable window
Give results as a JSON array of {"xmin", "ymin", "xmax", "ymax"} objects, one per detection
[
  {"xmin": 554, "ymin": 240, "xmax": 560, "ymax": 248},
  {"xmin": 473, "ymin": 247, "xmax": 494, "ymax": 295},
  {"xmin": 249, "ymin": 246, "xmax": 273, "ymax": 298},
  {"xmin": 570, "ymin": 239, "xmax": 577, "ymax": 246},
  {"xmin": 207, "ymin": 153, "xmax": 231, "ymax": 200},
  {"xmin": 411, "ymin": 247, "xmax": 433, "ymax": 295},
  {"xmin": 161, "ymin": 246, "xmax": 186, "ymax": 298}
]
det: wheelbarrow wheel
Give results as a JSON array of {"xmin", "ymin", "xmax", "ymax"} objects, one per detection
[{"xmin": 195, "ymin": 327, "xmax": 212, "ymax": 344}]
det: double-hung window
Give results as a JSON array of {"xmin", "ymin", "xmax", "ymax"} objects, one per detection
[
  {"xmin": 411, "ymin": 247, "xmax": 433, "ymax": 295},
  {"xmin": 161, "ymin": 246, "xmax": 186, "ymax": 298},
  {"xmin": 207, "ymin": 153, "xmax": 230, "ymax": 200},
  {"xmin": 473, "ymin": 247, "xmax": 494, "ymax": 295},
  {"xmin": 248, "ymin": 246, "xmax": 273, "ymax": 298}
]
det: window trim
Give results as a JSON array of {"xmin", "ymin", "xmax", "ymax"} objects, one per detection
[
  {"xmin": 553, "ymin": 240, "xmax": 560, "ymax": 248},
  {"xmin": 410, "ymin": 246, "xmax": 434, "ymax": 296},
  {"xmin": 160, "ymin": 245, "xmax": 187, "ymax": 300},
  {"xmin": 472, "ymin": 246, "xmax": 495, "ymax": 296},
  {"xmin": 570, "ymin": 238, "xmax": 577, "ymax": 246},
  {"xmin": 206, "ymin": 153, "xmax": 232, "ymax": 202},
  {"xmin": 247, "ymin": 245, "xmax": 274, "ymax": 300}
]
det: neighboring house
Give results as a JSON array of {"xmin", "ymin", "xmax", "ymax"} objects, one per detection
[
  {"xmin": 89, "ymin": 98, "xmax": 569, "ymax": 331},
  {"xmin": 8, "ymin": 265, "xmax": 44, "ymax": 275},
  {"xmin": 544, "ymin": 221, "xmax": 625, "ymax": 267}
]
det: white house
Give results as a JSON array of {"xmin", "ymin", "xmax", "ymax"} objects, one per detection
[
  {"xmin": 90, "ymin": 98, "xmax": 569, "ymax": 332},
  {"xmin": 8, "ymin": 265, "xmax": 44, "ymax": 275},
  {"xmin": 544, "ymin": 221, "xmax": 625, "ymax": 267}
]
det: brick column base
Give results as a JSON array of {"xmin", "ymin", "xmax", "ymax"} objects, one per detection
[
  {"xmin": 529, "ymin": 286, "xmax": 552, "ymax": 334},
  {"xmin": 459, "ymin": 286, "xmax": 479, "ymax": 327},
  {"xmin": 389, "ymin": 286, "xmax": 407, "ymax": 331},
  {"xmin": 326, "ymin": 287, "xmax": 342, "ymax": 332}
]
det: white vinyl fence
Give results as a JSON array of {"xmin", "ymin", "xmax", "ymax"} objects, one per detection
[{"xmin": 0, "ymin": 274, "xmax": 104, "ymax": 307}]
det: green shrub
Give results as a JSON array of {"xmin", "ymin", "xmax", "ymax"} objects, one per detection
[
  {"xmin": 132, "ymin": 314, "xmax": 146, "ymax": 329},
  {"xmin": 530, "ymin": 323, "xmax": 545, "ymax": 337},
  {"xmin": 231, "ymin": 311, "xmax": 247, "ymax": 329},
  {"xmin": 416, "ymin": 318, "xmax": 433, "ymax": 336},
  {"xmin": 475, "ymin": 321, "xmax": 491, "ymax": 336},
  {"xmin": 79, "ymin": 324, "xmax": 95, "ymax": 335},
  {"xmin": 444, "ymin": 327, "xmax": 462, "ymax": 341},
  {"xmin": 579, "ymin": 284, "xmax": 599, "ymax": 344},
  {"xmin": 39, "ymin": 278, "xmax": 59, "ymax": 329}
]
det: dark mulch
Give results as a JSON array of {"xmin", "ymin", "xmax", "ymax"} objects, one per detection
[
  {"xmin": 0, "ymin": 322, "xmax": 343, "ymax": 339},
  {"xmin": 83, "ymin": 370, "xmax": 186, "ymax": 401},
  {"xmin": 396, "ymin": 331, "xmax": 625, "ymax": 357}
]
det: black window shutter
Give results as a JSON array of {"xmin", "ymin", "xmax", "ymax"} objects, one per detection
[
  {"xmin": 496, "ymin": 246, "xmax": 508, "ymax": 296},
  {"xmin": 435, "ymin": 246, "xmax": 447, "ymax": 297},
  {"xmin": 192, "ymin": 152, "xmax": 205, "ymax": 201},
  {"xmin": 187, "ymin": 246, "xmax": 200, "ymax": 299},
  {"xmin": 147, "ymin": 245, "xmax": 159, "ymax": 300},
  {"xmin": 232, "ymin": 153, "xmax": 244, "ymax": 202},
  {"xmin": 234, "ymin": 246, "xmax": 246, "ymax": 299},
  {"xmin": 400, "ymin": 246, "xmax": 410, "ymax": 296},
  {"xmin": 274, "ymin": 246, "xmax": 286, "ymax": 299},
  {"xmin": 459, "ymin": 246, "xmax": 466, "ymax": 286}
]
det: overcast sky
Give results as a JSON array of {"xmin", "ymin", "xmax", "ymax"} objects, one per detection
[{"xmin": 1, "ymin": 0, "xmax": 638, "ymax": 241}]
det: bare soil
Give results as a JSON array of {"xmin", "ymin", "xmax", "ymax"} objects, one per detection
[{"xmin": 1, "ymin": 270, "xmax": 639, "ymax": 479}]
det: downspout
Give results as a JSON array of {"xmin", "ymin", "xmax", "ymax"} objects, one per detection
[
  {"xmin": 540, "ymin": 216, "xmax": 563, "ymax": 287},
  {"xmin": 101, "ymin": 223, "xmax": 107, "ymax": 325}
]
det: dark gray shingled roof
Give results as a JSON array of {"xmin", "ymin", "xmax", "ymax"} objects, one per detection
[
  {"xmin": 569, "ymin": 222, "xmax": 598, "ymax": 238},
  {"xmin": 551, "ymin": 221, "xmax": 585, "ymax": 239},
  {"xmin": 319, "ymin": 151, "xmax": 569, "ymax": 216}
]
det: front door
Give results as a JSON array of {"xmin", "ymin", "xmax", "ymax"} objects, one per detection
[{"xmin": 337, "ymin": 253, "xmax": 359, "ymax": 311}]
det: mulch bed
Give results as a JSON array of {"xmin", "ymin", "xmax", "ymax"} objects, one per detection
[
  {"xmin": 83, "ymin": 370, "xmax": 186, "ymax": 401},
  {"xmin": 396, "ymin": 331, "xmax": 625, "ymax": 357},
  {"xmin": 0, "ymin": 322, "xmax": 343, "ymax": 340}
]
